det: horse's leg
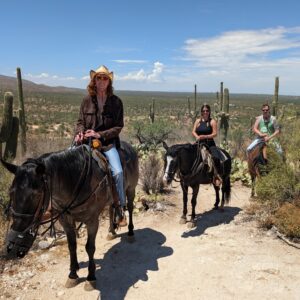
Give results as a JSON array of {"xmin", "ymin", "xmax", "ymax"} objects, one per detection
[
  {"xmin": 213, "ymin": 184, "xmax": 220, "ymax": 210},
  {"xmin": 188, "ymin": 184, "xmax": 199, "ymax": 228},
  {"xmin": 106, "ymin": 204, "xmax": 117, "ymax": 240},
  {"xmin": 60, "ymin": 218, "xmax": 80, "ymax": 288},
  {"xmin": 84, "ymin": 220, "xmax": 99, "ymax": 291},
  {"xmin": 180, "ymin": 182, "xmax": 188, "ymax": 224},
  {"xmin": 251, "ymin": 176, "xmax": 256, "ymax": 197},
  {"xmin": 126, "ymin": 188, "xmax": 135, "ymax": 242}
]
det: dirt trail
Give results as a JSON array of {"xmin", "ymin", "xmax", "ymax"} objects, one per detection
[{"xmin": 1, "ymin": 182, "xmax": 300, "ymax": 300}]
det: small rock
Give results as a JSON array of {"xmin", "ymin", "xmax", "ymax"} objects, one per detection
[
  {"xmin": 56, "ymin": 291, "xmax": 65, "ymax": 297},
  {"xmin": 38, "ymin": 241, "xmax": 51, "ymax": 250}
]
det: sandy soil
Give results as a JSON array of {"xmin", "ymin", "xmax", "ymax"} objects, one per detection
[{"xmin": 1, "ymin": 181, "xmax": 300, "ymax": 300}]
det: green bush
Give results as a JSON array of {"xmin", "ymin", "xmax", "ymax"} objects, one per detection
[
  {"xmin": 0, "ymin": 164, "xmax": 13, "ymax": 248},
  {"xmin": 256, "ymin": 127, "xmax": 300, "ymax": 204},
  {"xmin": 130, "ymin": 119, "xmax": 173, "ymax": 151}
]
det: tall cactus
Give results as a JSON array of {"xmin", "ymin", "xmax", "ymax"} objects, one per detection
[
  {"xmin": 17, "ymin": 67, "xmax": 27, "ymax": 156},
  {"xmin": 220, "ymin": 82, "xmax": 224, "ymax": 112},
  {"xmin": 0, "ymin": 92, "xmax": 13, "ymax": 143},
  {"xmin": 272, "ymin": 76, "xmax": 279, "ymax": 117},
  {"xmin": 149, "ymin": 98, "xmax": 155, "ymax": 123},
  {"xmin": 187, "ymin": 97, "xmax": 191, "ymax": 116},
  {"xmin": 214, "ymin": 82, "xmax": 230, "ymax": 145},
  {"xmin": 0, "ymin": 92, "xmax": 18, "ymax": 160},
  {"xmin": 194, "ymin": 84, "xmax": 197, "ymax": 113}
]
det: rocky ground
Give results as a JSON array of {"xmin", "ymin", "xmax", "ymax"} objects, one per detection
[{"xmin": 0, "ymin": 181, "xmax": 300, "ymax": 300}]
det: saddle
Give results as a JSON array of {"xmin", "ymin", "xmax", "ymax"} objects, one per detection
[{"xmin": 83, "ymin": 141, "xmax": 130, "ymax": 172}]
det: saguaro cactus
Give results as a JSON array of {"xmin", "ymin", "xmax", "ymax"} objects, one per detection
[
  {"xmin": 17, "ymin": 67, "xmax": 27, "ymax": 156},
  {"xmin": 0, "ymin": 92, "xmax": 19, "ymax": 159},
  {"xmin": 220, "ymin": 82, "xmax": 224, "ymax": 111},
  {"xmin": 187, "ymin": 97, "xmax": 191, "ymax": 116},
  {"xmin": 194, "ymin": 84, "xmax": 197, "ymax": 113},
  {"xmin": 149, "ymin": 98, "xmax": 155, "ymax": 123},
  {"xmin": 214, "ymin": 82, "xmax": 230, "ymax": 145},
  {"xmin": 272, "ymin": 76, "xmax": 279, "ymax": 117}
]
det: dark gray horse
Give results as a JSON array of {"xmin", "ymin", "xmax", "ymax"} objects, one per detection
[
  {"xmin": 163, "ymin": 142, "xmax": 231, "ymax": 227},
  {"xmin": 1, "ymin": 141, "xmax": 138, "ymax": 290}
]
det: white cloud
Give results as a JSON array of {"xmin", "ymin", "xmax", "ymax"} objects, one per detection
[
  {"xmin": 27, "ymin": 72, "xmax": 50, "ymax": 78},
  {"xmin": 183, "ymin": 26, "xmax": 300, "ymax": 72},
  {"xmin": 112, "ymin": 59, "xmax": 148, "ymax": 64},
  {"xmin": 116, "ymin": 61, "xmax": 164, "ymax": 82}
]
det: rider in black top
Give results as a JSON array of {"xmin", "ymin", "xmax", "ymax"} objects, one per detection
[
  {"xmin": 195, "ymin": 117, "xmax": 216, "ymax": 148},
  {"xmin": 192, "ymin": 104, "xmax": 225, "ymax": 185}
]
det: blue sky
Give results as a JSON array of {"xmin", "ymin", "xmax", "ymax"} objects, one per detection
[{"xmin": 1, "ymin": 0, "xmax": 300, "ymax": 95}]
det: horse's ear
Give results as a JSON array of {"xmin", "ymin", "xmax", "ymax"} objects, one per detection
[
  {"xmin": 162, "ymin": 141, "xmax": 168, "ymax": 150},
  {"xmin": 35, "ymin": 163, "xmax": 45, "ymax": 176},
  {"xmin": 0, "ymin": 159, "xmax": 18, "ymax": 174}
]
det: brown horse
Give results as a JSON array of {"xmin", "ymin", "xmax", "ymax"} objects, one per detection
[
  {"xmin": 247, "ymin": 141, "xmax": 266, "ymax": 197},
  {"xmin": 1, "ymin": 141, "xmax": 139, "ymax": 291}
]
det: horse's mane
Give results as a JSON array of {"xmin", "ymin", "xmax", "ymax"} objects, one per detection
[
  {"xmin": 23, "ymin": 146, "xmax": 87, "ymax": 181},
  {"xmin": 168, "ymin": 143, "xmax": 195, "ymax": 155}
]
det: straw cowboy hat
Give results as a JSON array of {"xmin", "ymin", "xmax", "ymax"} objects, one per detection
[{"xmin": 89, "ymin": 65, "xmax": 114, "ymax": 81}]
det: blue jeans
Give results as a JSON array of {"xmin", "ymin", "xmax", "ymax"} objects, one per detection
[
  {"xmin": 247, "ymin": 138, "xmax": 283, "ymax": 155},
  {"xmin": 104, "ymin": 146, "xmax": 126, "ymax": 207}
]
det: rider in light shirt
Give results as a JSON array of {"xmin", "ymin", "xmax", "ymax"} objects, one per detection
[{"xmin": 247, "ymin": 103, "xmax": 282, "ymax": 163}]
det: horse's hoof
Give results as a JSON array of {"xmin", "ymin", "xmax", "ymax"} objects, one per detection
[
  {"xmin": 179, "ymin": 218, "xmax": 187, "ymax": 224},
  {"xmin": 127, "ymin": 235, "xmax": 135, "ymax": 243},
  {"xmin": 106, "ymin": 232, "xmax": 117, "ymax": 241},
  {"xmin": 213, "ymin": 206, "xmax": 218, "ymax": 210},
  {"xmin": 84, "ymin": 280, "xmax": 96, "ymax": 291},
  {"xmin": 187, "ymin": 221, "xmax": 196, "ymax": 228},
  {"xmin": 65, "ymin": 278, "xmax": 79, "ymax": 288}
]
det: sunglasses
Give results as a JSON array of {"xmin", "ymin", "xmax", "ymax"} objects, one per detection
[
  {"xmin": 262, "ymin": 109, "xmax": 269, "ymax": 112},
  {"xmin": 201, "ymin": 110, "xmax": 209, "ymax": 113},
  {"xmin": 96, "ymin": 76, "xmax": 109, "ymax": 81}
]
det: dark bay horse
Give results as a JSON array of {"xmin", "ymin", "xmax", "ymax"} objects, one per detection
[
  {"xmin": 1, "ymin": 141, "xmax": 138, "ymax": 290},
  {"xmin": 163, "ymin": 142, "xmax": 231, "ymax": 227}
]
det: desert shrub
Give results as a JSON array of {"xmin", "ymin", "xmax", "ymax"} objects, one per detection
[
  {"xmin": 0, "ymin": 164, "xmax": 13, "ymax": 248},
  {"xmin": 130, "ymin": 119, "xmax": 173, "ymax": 151},
  {"xmin": 272, "ymin": 203, "xmax": 300, "ymax": 238},
  {"xmin": 256, "ymin": 138, "xmax": 300, "ymax": 204},
  {"xmin": 140, "ymin": 153, "xmax": 164, "ymax": 194},
  {"xmin": 256, "ymin": 165, "xmax": 298, "ymax": 204}
]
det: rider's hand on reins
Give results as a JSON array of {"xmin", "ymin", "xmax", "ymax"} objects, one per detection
[{"xmin": 84, "ymin": 129, "xmax": 101, "ymax": 139}]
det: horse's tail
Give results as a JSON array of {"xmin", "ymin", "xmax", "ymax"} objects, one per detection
[
  {"xmin": 223, "ymin": 157, "xmax": 232, "ymax": 203},
  {"xmin": 223, "ymin": 175, "xmax": 231, "ymax": 204}
]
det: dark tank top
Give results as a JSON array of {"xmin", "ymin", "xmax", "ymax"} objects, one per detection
[{"xmin": 196, "ymin": 119, "xmax": 216, "ymax": 147}]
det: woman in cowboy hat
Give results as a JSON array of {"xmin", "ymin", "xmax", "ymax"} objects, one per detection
[{"xmin": 75, "ymin": 65, "xmax": 126, "ymax": 226}]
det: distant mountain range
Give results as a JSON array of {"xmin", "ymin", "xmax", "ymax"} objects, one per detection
[
  {"xmin": 1, "ymin": 74, "xmax": 299, "ymax": 101},
  {"xmin": 0, "ymin": 74, "xmax": 86, "ymax": 94}
]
